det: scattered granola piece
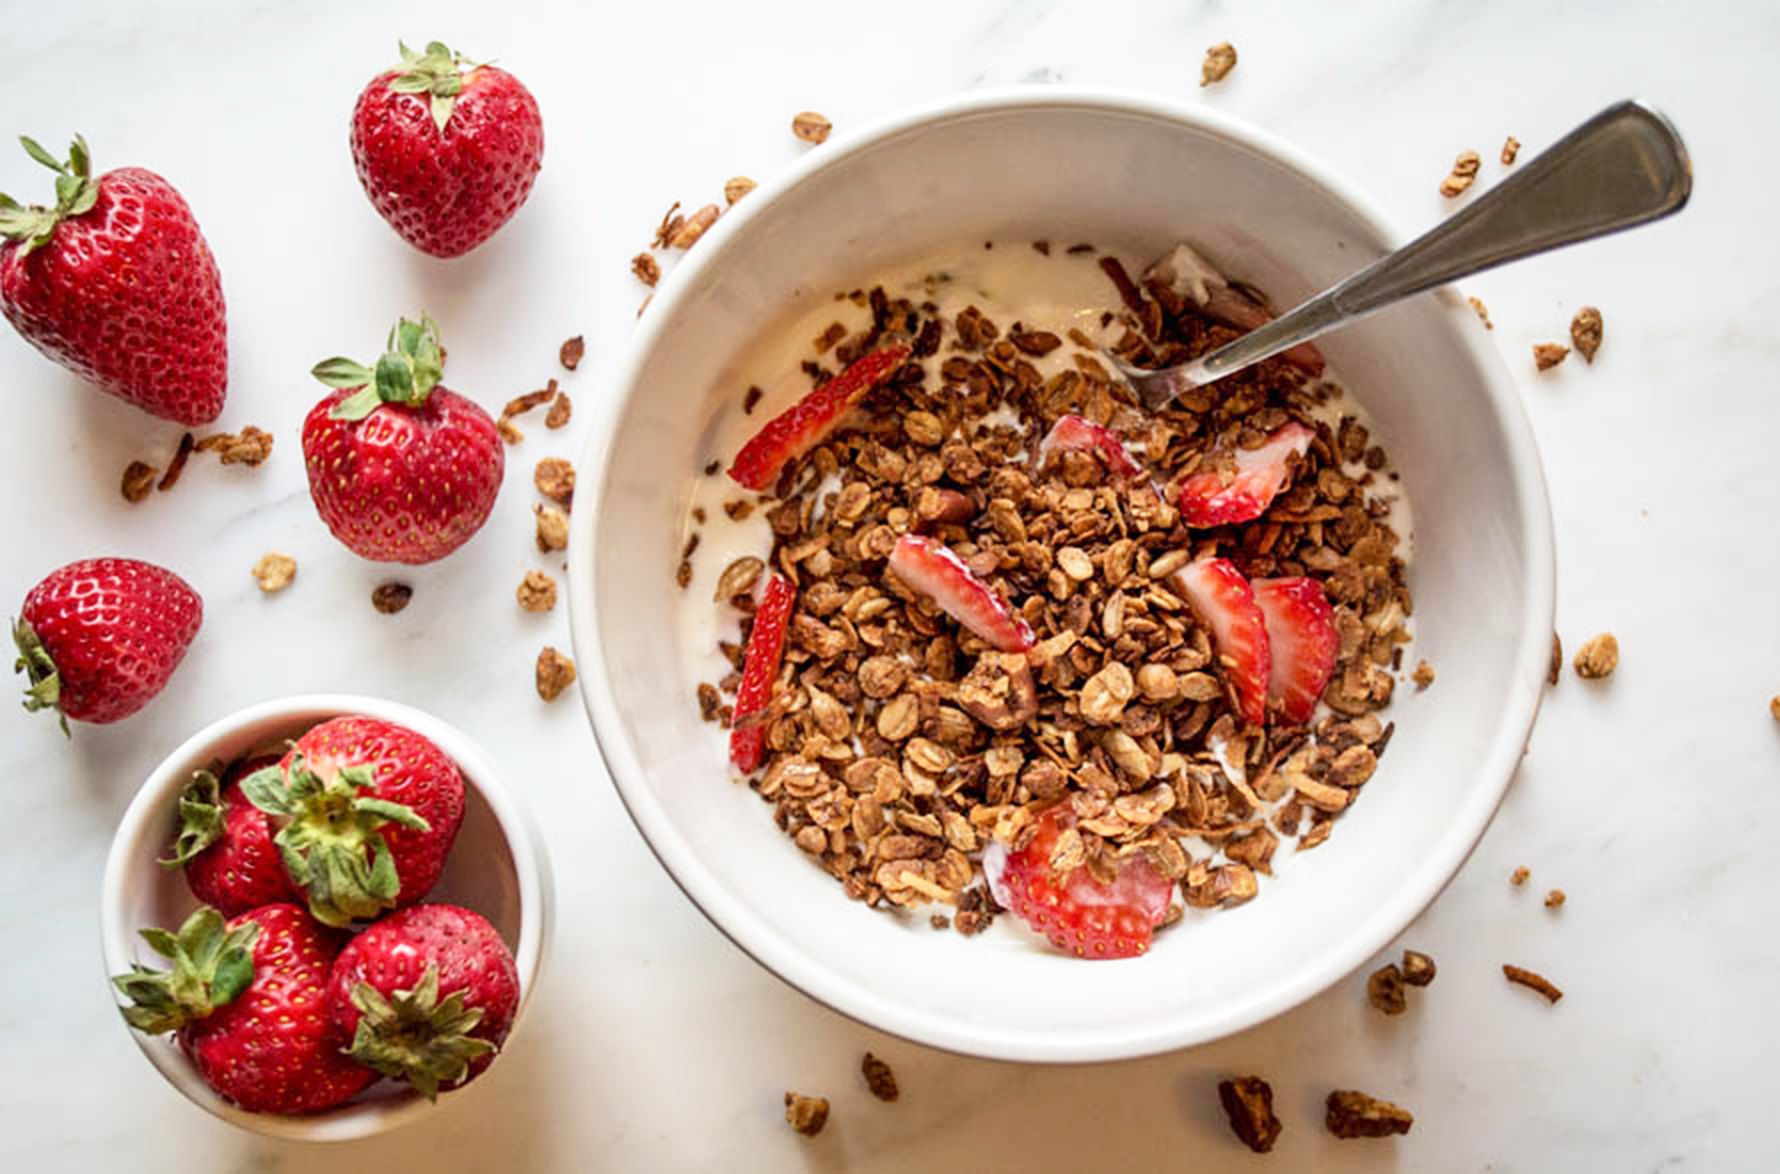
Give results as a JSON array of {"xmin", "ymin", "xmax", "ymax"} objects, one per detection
[
  {"xmin": 1532, "ymin": 342, "xmax": 1569, "ymax": 371},
  {"xmin": 195, "ymin": 425, "xmax": 274, "ymax": 466},
  {"xmin": 252, "ymin": 552, "xmax": 297, "ymax": 593},
  {"xmin": 784, "ymin": 1091, "xmax": 829, "ymax": 1136},
  {"xmin": 1439, "ymin": 150, "xmax": 1482, "ymax": 198},
  {"xmin": 121, "ymin": 460, "xmax": 158, "ymax": 503},
  {"xmin": 536, "ymin": 646, "xmax": 577, "ymax": 702},
  {"xmin": 724, "ymin": 176, "xmax": 756, "ymax": 205},
  {"xmin": 697, "ymin": 682, "xmax": 720, "ymax": 722},
  {"xmin": 1503, "ymin": 963, "xmax": 1563, "ymax": 1003},
  {"xmin": 861, "ymin": 1053, "xmax": 899, "ymax": 1102},
  {"xmin": 1548, "ymin": 632, "xmax": 1563, "ymax": 685},
  {"xmin": 1570, "ymin": 306, "xmax": 1603, "ymax": 362},
  {"xmin": 559, "ymin": 335, "xmax": 585, "ymax": 371},
  {"xmin": 534, "ymin": 457, "xmax": 576, "ymax": 506},
  {"xmin": 1545, "ymin": 888, "xmax": 1566, "ymax": 909},
  {"xmin": 676, "ymin": 559, "xmax": 692, "ymax": 589},
  {"xmin": 714, "ymin": 556, "xmax": 764, "ymax": 601},
  {"xmin": 1412, "ymin": 660, "xmax": 1435, "ymax": 691},
  {"xmin": 651, "ymin": 200, "xmax": 683, "ymax": 248},
  {"xmin": 516, "ymin": 569, "xmax": 557, "ymax": 612},
  {"xmin": 1511, "ymin": 865, "xmax": 1530, "ymax": 886},
  {"xmin": 632, "ymin": 252, "xmax": 660, "ymax": 287},
  {"xmin": 742, "ymin": 385, "xmax": 763, "ymax": 414},
  {"xmin": 669, "ymin": 203, "xmax": 719, "ymax": 250},
  {"xmin": 792, "ymin": 112, "xmax": 833, "ymax": 144},
  {"xmin": 703, "ymin": 459, "xmax": 720, "ymax": 477},
  {"xmin": 1771, "ymin": 695, "xmax": 1780, "ymax": 723},
  {"xmin": 499, "ymin": 384, "xmax": 556, "ymax": 443},
  {"xmin": 637, "ymin": 294, "xmax": 652, "ymax": 318},
  {"xmin": 1326, "ymin": 1090, "xmax": 1414, "ymax": 1139},
  {"xmin": 497, "ymin": 418, "xmax": 524, "ymax": 445},
  {"xmin": 546, "ymin": 390, "xmax": 572, "ymax": 429},
  {"xmin": 535, "ymin": 504, "xmax": 569, "ymax": 552},
  {"xmin": 1501, "ymin": 135, "xmax": 1521, "ymax": 166},
  {"xmin": 1401, "ymin": 950, "xmax": 1437, "ymax": 987},
  {"xmin": 1573, "ymin": 632, "xmax": 1618, "ymax": 679},
  {"xmin": 1467, "ymin": 295, "xmax": 1493, "ymax": 329},
  {"xmin": 1201, "ymin": 42, "xmax": 1238, "ymax": 86},
  {"xmin": 1217, "ymin": 1076, "xmax": 1282, "ymax": 1154},
  {"xmin": 371, "ymin": 582, "xmax": 412, "ymax": 614},
  {"xmin": 1366, "ymin": 963, "xmax": 1408, "ymax": 1015}
]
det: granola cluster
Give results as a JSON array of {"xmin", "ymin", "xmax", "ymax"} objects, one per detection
[{"xmin": 704, "ymin": 248, "xmax": 1413, "ymax": 933}]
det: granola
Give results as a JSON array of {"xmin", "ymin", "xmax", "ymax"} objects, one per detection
[
  {"xmin": 1532, "ymin": 342, "xmax": 1569, "ymax": 371},
  {"xmin": 1201, "ymin": 43, "xmax": 1237, "ymax": 87},
  {"xmin": 371, "ymin": 581, "xmax": 412, "ymax": 614},
  {"xmin": 1439, "ymin": 150, "xmax": 1481, "ymax": 198},
  {"xmin": 1570, "ymin": 306, "xmax": 1602, "ymax": 362},
  {"xmin": 1400, "ymin": 949, "xmax": 1436, "ymax": 986},
  {"xmin": 559, "ymin": 335, "xmax": 585, "ymax": 371},
  {"xmin": 1501, "ymin": 135, "xmax": 1521, "ymax": 166},
  {"xmin": 791, "ymin": 112, "xmax": 832, "ymax": 145},
  {"xmin": 783, "ymin": 1091, "xmax": 829, "ymax": 1136},
  {"xmin": 1573, "ymin": 632, "xmax": 1618, "ymax": 679},
  {"xmin": 121, "ymin": 460, "xmax": 158, "ymax": 503},
  {"xmin": 536, "ymin": 646, "xmax": 576, "ymax": 702},
  {"xmin": 516, "ymin": 569, "xmax": 557, "ymax": 612},
  {"xmin": 1326, "ymin": 1089, "xmax": 1413, "ymax": 1138},
  {"xmin": 1217, "ymin": 1075, "xmax": 1281, "ymax": 1153},
  {"xmin": 1503, "ymin": 963, "xmax": 1563, "ymax": 1003},
  {"xmin": 861, "ymin": 1052, "xmax": 899, "ymax": 1102},
  {"xmin": 252, "ymin": 552, "xmax": 297, "ymax": 593}
]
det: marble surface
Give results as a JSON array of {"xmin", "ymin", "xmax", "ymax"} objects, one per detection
[{"xmin": 3, "ymin": 0, "xmax": 1776, "ymax": 1169}]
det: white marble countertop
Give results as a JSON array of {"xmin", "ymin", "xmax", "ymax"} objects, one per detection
[{"xmin": 4, "ymin": 1, "xmax": 1777, "ymax": 1169}]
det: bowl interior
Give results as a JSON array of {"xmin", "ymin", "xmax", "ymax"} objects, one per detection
[
  {"xmin": 102, "ymin": 695, "xmax": 543, "ymax": 1140},
  {"xmin": 576, "ymin": 93, "xmax": 1550, "ymax": 1061}
]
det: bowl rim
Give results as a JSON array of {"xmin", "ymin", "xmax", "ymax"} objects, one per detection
[
  {"xmin": 568, "ymin": 84, "xmax": 1556, "ymax": 1063},
  {"xmin": 98, "ymin": 692, "xmax": 553, "ymax": 1142}
]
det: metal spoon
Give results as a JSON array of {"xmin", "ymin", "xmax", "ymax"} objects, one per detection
[{"xmin": 1118, "ymin": 99, "xmax": 1692, "ymax": 410}]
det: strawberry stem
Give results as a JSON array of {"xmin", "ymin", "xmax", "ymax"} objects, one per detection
[
  {"xmin": 158, "ymin": 767, "xmax": 225, "ymax": 867},
  {"xmin": 10, "ymin": 616, "xmax": 68, "ymax": 736},
  {"xmin": 348, "ymin": 963, "xmax": 496, "ymax": 1101},
  {"xmin": 311, "ymin": 315, "xmax": 446, "ymax": 423},
  {"xmin": 0, "ymin": 135, "xmax": 100, "ymax": 254},
  {"xmin": 112, "ymin": 906, "xmax": 260, "ymax": 1035},
  {"xmin": 387, "ymin": 40, "xmax": 475, "ymax": 133}
]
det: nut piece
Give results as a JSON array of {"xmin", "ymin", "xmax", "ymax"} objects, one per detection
[
  {"xmin": 669, "ymin": 203, "xmax": 719, "ymax": 250},
  {"xmin": 536, "ymin": 646, "xmax": 577, "ymax": 702},
  {"xmin": 535, "ymin": 457, "xmax": 576, "ymax": 506},
  {"xmin": 372, "ymin": 582, "xmax": 412, "ymax": 614},
  {"xmin": 1570, "ymin": 306, "xmax": 1603, "ymax": 363},
  {"xmin": 724, "ymin": 176, "xmax": 757, "ymax": 205},
  {"xmin": 1217, "ymin": 1076, "xmax": 1282, "ymax": 1154},
  {"xmin": 1439, "ymin": 150, "xmax": 1481, "ymax": 198},
  {"xmin": 252, "ymin": 552, "xmax": 297, "ymax": 593},
  {"xmin": 1401, "ymin": 950, "xmax": 1437, "ymax": 987},
  {"xmin": 121, "ymin": 460, "xmax": 158, "ymax": 503},
  {"xmin": 1366, "ymin": 963, "xmax": 1408, "ymax": 1015},
  {"xmin": 1544, "ymin": 888, "xmax": 1566, "ymax": 909},
  {"xmin": 861, "ymin": 1052, "xmax": 899, "ymax": 1102},
  {"xmin": 1503, "ymin": 963, "xmax": 1563, "ymax": 1003},
  {"xmin": 631, "ymin": 252, "xmax": 660, "ymax": 287},
  {"xmin": 1533, "ymin": 342, "xmax": 1570, "ymax": 371},
  {"xmin": 1326, "ymin": 1090, "xmax": 1414, "ymax": 1139},
  {"xmin": 1411, "ymin": 660, "xmax": 1435, "ymax": 691},
  {"xmin": 517, "ymin": 569, "xmax": 557, "ymax": 612},
  {"xmin": 559, "ymin": 335, "xmax": 585, "ymax": 371},
  {"xmin": 1548, "ymin": 632, "xmax": 1563, "ymax": 685},
  {"xmin": 784, "ymin": 1091, "xmax": 829, "ymax": 1136},
  {"xmin": 535, "ymin": 504, "xmax": 569, "ymax": 552},
  {"xmin": 1200, "ymin": 42, "xmax": 1238, "ymax": 86},
  {"xmin": 1573, "ymin": 632, "xmax": 1618, "ymax": 679},
  {"xmin": 792, "ymin": 111, "xmax": 833, "ymax": 144},
  {"xmin": 1501, "ymin": 135, "xmax": 1521, "ymax": 166},
  {"xmin": 957, "ymin": 652, "xmax": 1038, "ymax": 731}
]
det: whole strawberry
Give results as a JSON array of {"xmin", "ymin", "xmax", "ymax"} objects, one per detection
[
  {"xmin": 326, "ymin": 903, "xmax": 519, "ymax": 1100},
  {"xmin": 303, "ymin": 315, "xmax": 504, "ymax": 564},
  {"xmin": 114, "ymin": 904, "xmax": 375, "ymax": 1114},
  {"xmin": 241, "ymin": 714, "xmax": 466, "ymax": 926},
  {"xmin": 160, "ymin": 755, "xmax": 298, "ymax": 916},
  {"xmin": 12, "ymin": 557, "xmax": 203, "ymax": 731},
  {"xmin": 0, "ymin": 136, "xmax": 227, "ymax": 425},
  {"xmin": 350, "ymin": 41, "xmax": 543, "ymax": 257}
]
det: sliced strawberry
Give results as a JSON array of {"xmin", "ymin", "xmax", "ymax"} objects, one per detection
[
  {"xmin": 1036, "ymin": 414, "xmax": 1142, "ymax": 478},
  {"xmin": 1253, "ymin": 577, "xmax": 1338, "ymax": 726},
  {"xmin": 1200, "ymin": 286, "xmax": 1326, "ymax": 376},
  {"xmin": 1168, "ymin": 557, "xmax": 1271, "ymax": 726},
  {"xmin": 986, "ymin": 806, "xmax": 1175, "ymax": 960},
  {"xmin": 727, "ymin": 344, "xmax": 910, "ymax": 491},
  {"xmin": 1177, "ymin": 420, "xmax": 1315, "ymax": 528},
  {"xmin": 729, "ymin": 574, "xmax": 797, "ymax": 772},
  {"xmin": 888, "ymin": 535, "xmax": 1033, "ymax": 652}
]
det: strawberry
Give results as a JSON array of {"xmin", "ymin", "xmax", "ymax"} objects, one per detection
[
  {"xmin": 241, "ymin": 715, "xmax": 465, "ymax": 926},
  {"xmin": 1253, "ymin": 577, "xmax": 1339, "ymax": 726},
  {"xmin": 114, "ymin": 904, "xmax": 375, "ymax": 1114},
  {"xmin": 303, "ymin": 315, "xmax": 504, "ymax": 564},
  {"xmin": 1176, "ymin": 420, "xmax": 1315, "ymax": 528},
  {"xmin": 986, "ymin": 805, "xmax": 1174, "ymax": 959},
  {"xmin": 1036, "ymin": 414, "xmax": 1143, "ymax": 478},
  {"xmin": 1168, "ymin": 557, "xmax": 1271, "ymax": 726},
  {"xmin": 350, "ymin": 41, "xmax": 544, "ymax": 258},
  {"xmin": 888, "ymin": 534, "xmax": 1034, "ymax": 653},
  {"xmin": 0, "ymin": 136, "xmax": 226, "ymax": 425},
  {"xmin": 162, "ymin": 755, "xmax": 298, "ymax": 916},
  {"xmin": 730, "ymin": 573, "xmax": 796, "ymax": 772},
  {"xmin": 12, "ymin": 557, "xmax": 202, "ymax": 731},
  {"xmin": 727, "ymin": 344, "xmax": 910, "ymax": 491},
  {"xmin": 326, "ymin": 903, "xmax": 519, "ymax": 1100}
]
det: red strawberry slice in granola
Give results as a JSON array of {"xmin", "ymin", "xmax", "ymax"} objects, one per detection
[
  {"xmin": 729, "ymin": 573, "xmax": 797, "ymax": 772},
  {"xmin": 1176, "ymin": 420, "xmax": 1315, "ymax": 528},
  {"xmin": 1036, "ymin": 414, "xmax": 1143, "ymax": 478},
  {"xmin": 726, "ymin": 344, "xmax": 911, "ymax": 491},
  {"xmin": 1168, "ymin": 557, "xmax": 1271, "ymax": 726},
  {"xmin": 888, "ymin": 534, "xmax": 1034, "ymax": 652},
  {"xmin": 985, "ymin": 805, "xmax": 1175, "ymax": 960},
  {"xmin": 1253, "ymin": 577, "xmax": 1338, "ymax": 726}
]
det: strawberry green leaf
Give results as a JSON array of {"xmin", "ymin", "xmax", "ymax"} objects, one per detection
[
  {"xmin": 11, "ymin": 615, "xmax": 68, "ymax": 736},
  {"xmin": 354, "ymin": 796, "xmax": 431, "ymax": 831},
  {"xmin": 113, "ymin": 908, "xmax": 260, "ymax": 1035},
  {"xmin": 18, "ymin": 135, "xmax": 62, "ymax": 172},
  {"xmin": 137, "ymin": 927, "xmax": 180, "ymax": 958},
  {"xmin": 159, "ymin": 767, "xmax": 225, "ymax": 867},
  {"xmin": 386, "ymin": 74, "xmax": 433, "ymax": 94},
  {"xmin": 319, "ymin": 315, "xmax": 446, "ymax": 422},
  {"xmin": 429, "ymin": 92, "xmax": 457, "ymax": 134},
  {"xmin": 239, "ymin": 763, "xmax": 295, "ymax": 815},
  {"xmin": 348, "ymin": 964, "xmax": 495, "ymax": 1101},
  {"xmin": 1, "ymin": 135, "xmax": 99, "ymax": 255},
  {"xmin": 310, "ymin": 357, "xmax": 373, "ymax": 389}
]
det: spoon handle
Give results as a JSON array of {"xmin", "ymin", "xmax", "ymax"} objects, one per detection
[{"xmin": 1135, "ymin": 100, "xmax": 1692, "ymax": 407}]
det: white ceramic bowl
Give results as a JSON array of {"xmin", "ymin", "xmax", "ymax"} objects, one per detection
[
  {"xmin": 569, "ymin": 88, "xmax": 1554, "ymax": 1062},
  {"xmin": 99, "ymin": 694, "xmax": 553, "ymax": 1141}
]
